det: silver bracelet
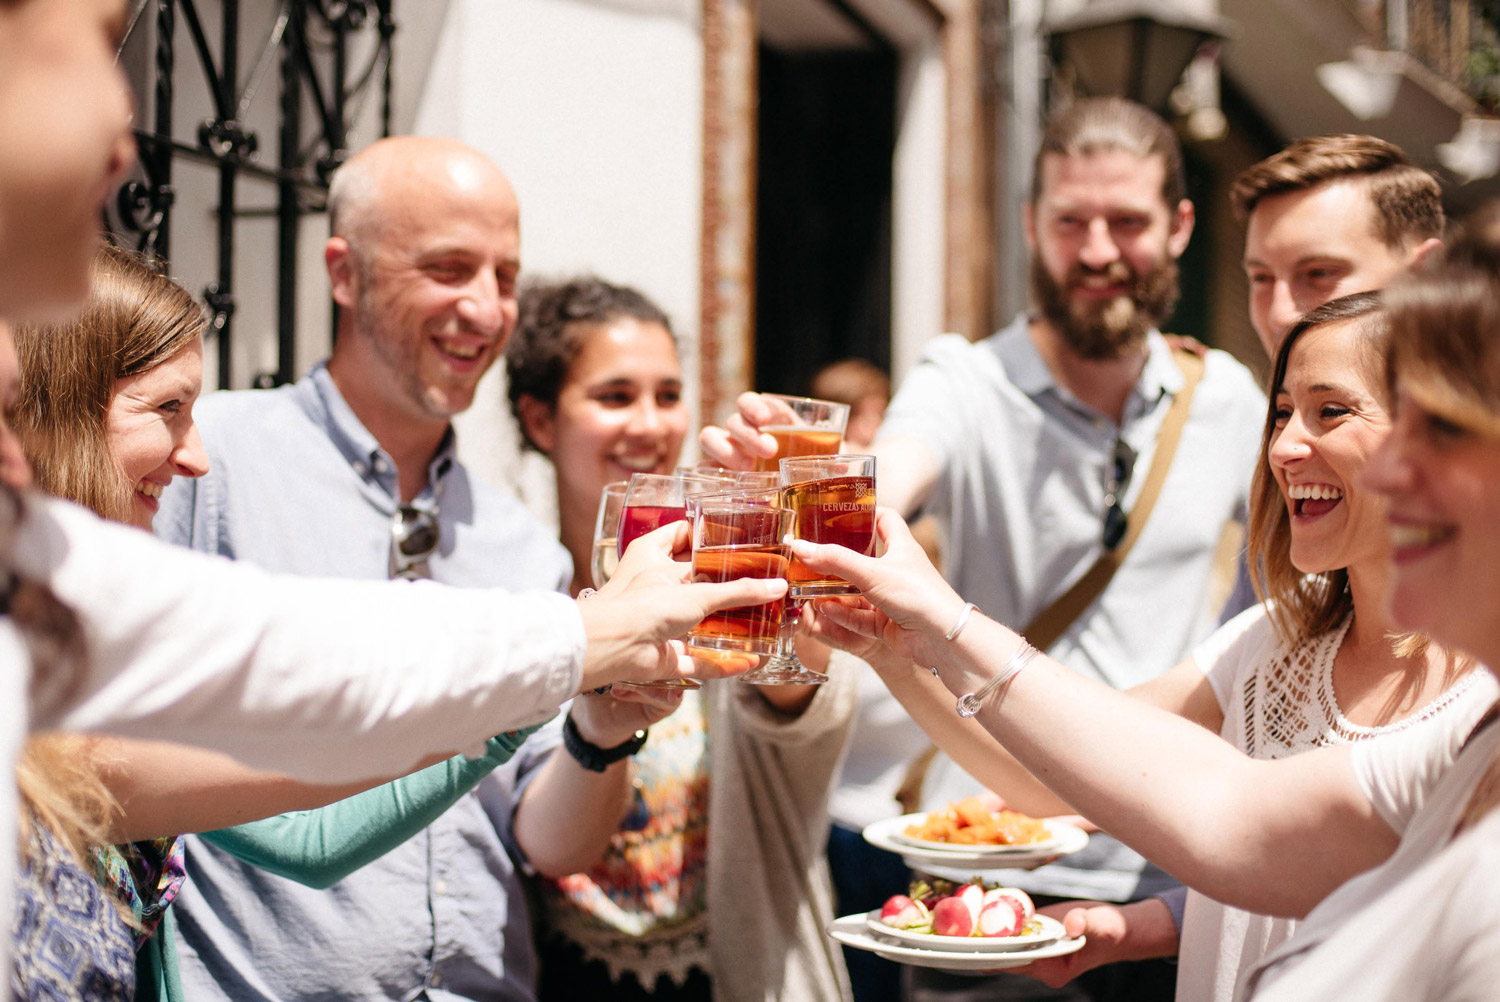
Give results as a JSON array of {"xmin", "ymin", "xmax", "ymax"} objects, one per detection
[
  {"xmin": 928, "ymin": 602, "xmax": 981, "ymax": 678},
  {"xmin": 945, "ymin": 602, "xmax": 980, "ymax": 641},
  {"xmin": 955, "ymin": 638, "xmax": 1039, "ymax": 718}
]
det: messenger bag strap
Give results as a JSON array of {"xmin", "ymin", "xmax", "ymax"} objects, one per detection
[
  {"xmin": 893, "ymin": 346, "xmax": 1206, "ymax": 814},
  {"xmin": 1021, "ymin": 346, "xmax": 1205, "ymax": 650}
]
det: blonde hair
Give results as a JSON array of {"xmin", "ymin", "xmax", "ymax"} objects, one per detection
[{"xmin": 1380, "ymin": 204, "xmax": 1500, "ymax": 829}]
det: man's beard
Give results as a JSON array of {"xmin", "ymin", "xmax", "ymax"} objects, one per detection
[{"xmin": 1031, "ymin": 254, "xmax": 1180, "ymax": 360}]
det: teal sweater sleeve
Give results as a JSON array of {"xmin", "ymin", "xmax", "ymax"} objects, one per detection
[{"xmin": 198, "ymin": 724, "xmax": 544, "ymax": 889}]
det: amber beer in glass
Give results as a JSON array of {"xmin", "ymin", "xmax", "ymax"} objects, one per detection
[
  {"xmin": 750, "ymin": 394, "xmax": 851, "ymax": 472},
  {"xmin": 688, "ymin": 504, "xmax": 796, "ymax": 655},
  {"xmin": 779, "ymin": 455, "xmax": 876, "ymax": 597}
]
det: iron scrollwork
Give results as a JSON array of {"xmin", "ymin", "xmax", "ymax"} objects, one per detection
[{"xmin": 112, "ymin": 0, "xmax": 394, "ymax": 389}]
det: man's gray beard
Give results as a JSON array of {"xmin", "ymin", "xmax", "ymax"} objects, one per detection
[{"xmin": 1031, "ymin": 256, "xmax": 1180, "ymax": 360}]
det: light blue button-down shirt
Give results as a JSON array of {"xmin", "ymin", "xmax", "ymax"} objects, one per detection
[{"xmin": 156, "ymin": 363, "xmax": 572, "ymax": 1002}]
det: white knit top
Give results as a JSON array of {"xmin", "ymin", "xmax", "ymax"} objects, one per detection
[{"xmin": 1177, "ymin": 604, "xmax": 1492, "ymax": 1002}]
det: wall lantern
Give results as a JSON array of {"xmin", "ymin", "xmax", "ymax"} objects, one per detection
[{"xmin": 1045, "ymin": 0, "xmax": 1234, "ymax": 113}]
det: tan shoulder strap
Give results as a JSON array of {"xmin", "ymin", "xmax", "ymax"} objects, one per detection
[
  {"xmin": 894, "ymin": 347, "xmax": 1206, "ymax": 814},
  {"xmin": 1021, "ymin": 347, "xmax": 1205, "ymax": 650}
]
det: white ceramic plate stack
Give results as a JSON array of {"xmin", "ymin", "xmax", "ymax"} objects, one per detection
[{"xmin": 827, "ymin": 911, "xmax": 1086, "ymax": 972}]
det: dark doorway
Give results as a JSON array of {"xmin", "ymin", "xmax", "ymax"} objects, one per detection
[{"xmin": 755, "ymin": 42, "xmax": 897, "ymax": 396}]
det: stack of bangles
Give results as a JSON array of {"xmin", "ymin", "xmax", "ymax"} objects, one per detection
[{"xmin": 929, "ymin": 602, "xmax": 1040, "ymax": 717}]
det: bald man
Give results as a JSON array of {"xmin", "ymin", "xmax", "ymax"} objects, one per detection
[{"xmin": 157, "ymin": 137, "xmax": 675, "ymax": 1002}]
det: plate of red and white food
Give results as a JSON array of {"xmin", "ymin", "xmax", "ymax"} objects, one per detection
[
  {"xmin": 827, "ymin": 879, "xmax": 1084, "ymax": 971},
  {"xmin": 862, "ymin": 798, "xmax": 1088, "ymax": 870}
]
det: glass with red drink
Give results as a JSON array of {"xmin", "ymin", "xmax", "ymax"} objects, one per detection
[{"xmin": 617, "ymin": 473, "xmax": 725, "ymax": 557}]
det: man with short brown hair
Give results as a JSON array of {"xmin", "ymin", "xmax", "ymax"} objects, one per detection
[{"xmin": 1234, "ymin": 134, "xmax": 1443, "ymax": 353}]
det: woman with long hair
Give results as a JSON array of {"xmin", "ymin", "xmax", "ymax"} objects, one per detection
[
  {"xmin": 800, "ymin": 292, "xmax": 1488, "ymax": 1000},
  {"xmin": 506, "ymin": 277, "xmax": 856, "ymax": 1002},
  {"xmin": 11, "ymin": 244, "xmax": 209, "ymax": 1002},
  {"xmin": 9, "ymin": 249, "xmax": 572, "ymax": 1002},
  {"xmin": 791, "ymin": 224, "xmax": 1500, "ymax": 998}
]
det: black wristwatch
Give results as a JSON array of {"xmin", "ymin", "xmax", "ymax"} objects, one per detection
[{"xmin": 561, "ymin": 712, "xmax": 648, "ymax": 772}]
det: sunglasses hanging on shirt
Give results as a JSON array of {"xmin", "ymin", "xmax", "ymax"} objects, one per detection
[
  {"xmin": 390, "ymin": 504, "xmax": 440, "ymax": 579},
  {"xmin": 1101, "ymin": 437, "xmax": 1137, "ymax": 551}
]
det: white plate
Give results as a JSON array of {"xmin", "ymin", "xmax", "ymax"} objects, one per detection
[
  {"xmin": 862, "ymin": 815, "xmax": 1088, "ymax": 871},
  {"xmin": 864, "ymin": 911, "xmax": 1065, "ymax": 953},
  {"xmin": 828, "ymin": 913, "xmax": 1085, "ymax": 972},
  {"xmin": 884, "ymin": 811, "xmax": 1066, "ymax": 855}
]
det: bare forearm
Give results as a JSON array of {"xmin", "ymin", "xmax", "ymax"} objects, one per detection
[
  {"xmin": 869, "ymin": 653, "xmax": 1075, "ymax": 818},
  {"xmin": 96, "ymin": 738, "xmax": 417, "ymax": 842},
  {"xmin": 943, "ymin": 618, "xmax": 1394, "ymax": 915},
  {"xmin": 514, "ymin": 751, "xmax": 633, "ymax": 878}
]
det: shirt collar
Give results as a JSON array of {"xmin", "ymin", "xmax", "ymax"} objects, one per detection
[
  {"xmin": 995, "ymin": 313, "xmax": 1182, "ymax": 418},
  {"xmin": 293, "ymin": 363, "xmax": 456, "ymax": 499}
]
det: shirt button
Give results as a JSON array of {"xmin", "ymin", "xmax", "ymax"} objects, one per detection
[
  {"xmin": 373, "ymin": 457, "xmax": 389, "ymax": 473},
  {"xmin": 433, "ymin": 880, "xmax": 448, "ymax": 896},
  {"xmin": 429, "ymin": 973, "xmax": 442, "ymax": 988},
  {"xmin": 353, "ymin": 462, "xmax": 367, "ymax": 476}
]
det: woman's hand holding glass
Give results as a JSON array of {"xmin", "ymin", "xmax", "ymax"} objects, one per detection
[
  {"xmin": 578, "ymin": 520, "xmax": 787, "ymax": 690},
  {"xmin": 792, "ymin": 506, "xmax": 967, "ymax": 669}
]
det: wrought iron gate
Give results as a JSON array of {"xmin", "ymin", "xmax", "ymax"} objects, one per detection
[{"xmin": 113, "ymin": 0, "xmax": 394, "ymax": 388}]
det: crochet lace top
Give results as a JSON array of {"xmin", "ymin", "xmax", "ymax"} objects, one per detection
[{"xmin": 1242, "ymin": 614, "xmax": 1484, "ymax": 759}]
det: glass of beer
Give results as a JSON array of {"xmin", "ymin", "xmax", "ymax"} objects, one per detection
[
  {"xmin": 751, "ymin": 394, "xmax": 851, "ymax": 472},
  {"xmin": 590, "ymin": 481, "xmax": 629, "ymax": 588},
  {"xmin": 732, "ymin": 470, "xmax": 782, "ymax": 490},
  {"xmin": 779, "ymin": 455, "xmax": 877, "ymax": 597},
  {"xmin": 688, "ymin": 504, "xmax": 796, "ymax": 663}
]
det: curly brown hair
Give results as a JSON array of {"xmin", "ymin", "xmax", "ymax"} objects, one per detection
[{"xmin": 504, "ymin": 276, "xmax": 675, "ymax": 453}]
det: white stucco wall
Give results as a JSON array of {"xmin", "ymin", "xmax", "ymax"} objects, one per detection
[{"xmin": 414, "ymin": 0, "xmax": 706, "ymax": 523}]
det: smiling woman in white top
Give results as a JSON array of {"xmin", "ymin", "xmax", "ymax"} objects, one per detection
[
  {"xmin": 796, "ymin": 292, "xmax": 1490, "ymax": 1000},
  {"xmin": 787, "ymin": 224, "xmax": 1500, "ymax": 1001},
  {"xmin": 1242, "ymin": 202, "xmax": 1500, "ymax": 1002}
]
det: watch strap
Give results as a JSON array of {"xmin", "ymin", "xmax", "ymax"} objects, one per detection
[{"xmin": 561, "ymin": 712, "xmax": 648, "ymax": 772}]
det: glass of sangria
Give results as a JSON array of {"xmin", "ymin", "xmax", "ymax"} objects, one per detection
[
  {"xmin": 688, "ymin": 503, "xmax": 796, "ymax": 664},
  {"xmin": 735, "ymin": 454, "xmax": 876, "ymax": 686}
]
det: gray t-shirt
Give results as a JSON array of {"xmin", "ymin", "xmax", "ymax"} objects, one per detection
[{"xmin": 852, "ymin": 315, "xmax": 1266, "ymax": 901}]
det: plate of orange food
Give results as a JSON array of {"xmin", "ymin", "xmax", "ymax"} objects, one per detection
[{"xmin": 862, "ymin": 798, "xmax": 1088, "ymax": 870}]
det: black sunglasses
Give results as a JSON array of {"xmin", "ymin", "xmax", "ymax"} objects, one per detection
[
  {"xmin": 1101, "ymin": 438, "xmax": 1137, "ymax": 551},
  {"xmin": 390, "ymin": 504, "xmax": 440, "ymax": 579}
]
